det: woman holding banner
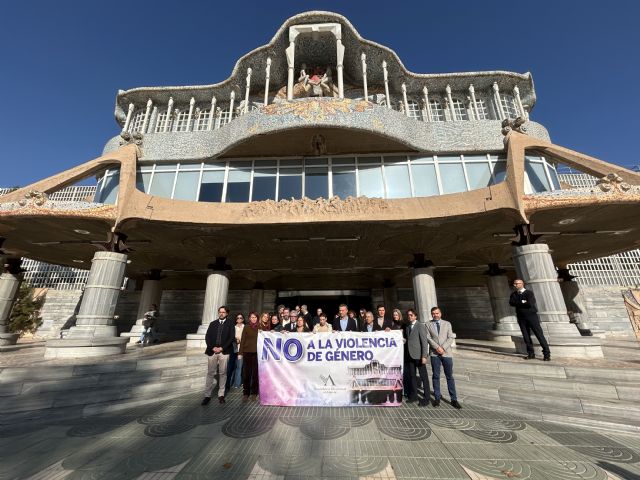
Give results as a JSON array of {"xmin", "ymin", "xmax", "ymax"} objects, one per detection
[
  {"xmin": 270, "ymin": 313, "xmax": 283, "ymax": 332},
  {"xmin": 259, "ymin": 312, "xmax": 270, "ymax": 331},
  {"xmin": 239, "ymin": 311, "xmax": 260, "ymax": 401}
]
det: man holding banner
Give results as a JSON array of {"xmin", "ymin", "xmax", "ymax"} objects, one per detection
[{"xmin": 405, "ymin": 309, "xmax": 431, "ymax": 406}]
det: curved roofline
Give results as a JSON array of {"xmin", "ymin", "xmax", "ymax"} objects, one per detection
[{"xmin": 115, "ymin": 10, "xmax": 535, "ymax": 120}]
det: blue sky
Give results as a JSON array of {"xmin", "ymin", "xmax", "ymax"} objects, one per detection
[{"xmin": 1, "ymin": 0, "xmax": 639, "ymax": 187}]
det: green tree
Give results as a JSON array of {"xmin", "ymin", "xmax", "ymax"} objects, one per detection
[{"xmin": 8, "ymin": 284, "xmax": 43, "ymax": 335}]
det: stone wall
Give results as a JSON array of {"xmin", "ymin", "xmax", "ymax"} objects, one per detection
[{"xmin": 581, "ymin": 285, "xmax": 635, "ymax": 337}]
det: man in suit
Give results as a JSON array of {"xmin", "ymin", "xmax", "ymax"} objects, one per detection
[
  {"xmin": 376, "ymin": 305, "xmax": 394, "ymax": 331},
  {"xmin": 360, "ymin": 311, "xmax": 382, "ymax": 332},
  {"xmin": 283, "ymin": 310, "xmax": 300, "ymax": 332},
  {"xmin": 509, "ymin": 279, "xmax": 551, "ymax": 361},
  {"xmin": 405, "ymin": 308, "xmax": 430, "ymax": 406},
  {"xmin": 426, "ymin": 307, "xmax": 461, "ymax": 409},
  {"xmin": 202, "ymin": 305, "xmax": 235, "ymax": 405},
  {"xmin": 332, "ymin": 303, "xmax": 358, "ymax": 332}
]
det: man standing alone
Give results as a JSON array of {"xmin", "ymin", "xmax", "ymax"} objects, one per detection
[
  {"xmin": 426, "ymin": 307, "xmax": 461, "ymax": 409},
  {"xmin": 202, "ymin": 306, "xmax": 235, "ymax": 405},
  {"xmin": 509, "ymin": 279, "xmax": 551, "ymax": 361},
  {"xmin": 405, "ymin": 309, "xmax": 430, "ymax": 406}
]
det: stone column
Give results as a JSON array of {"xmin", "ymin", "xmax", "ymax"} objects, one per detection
[
  {"xmin": 383, "ymin": 280, "xmax": 398, "ymax": 311},
  {"xmin": 485, "ymin": 264, "xmax": 519, "ymax": 344},
  {"xmin": 286, "ymin": 38, "xmax": 296, "ymax": 101},
  {"xmin": 512, "ymin": 243, "xmax": 603, "ymax": 357},
  {"xmin": 250, "ymin": 284, "xmax": 264, "ymax": 314},
  {"xmin": 264, "ymin": 57, "xmax": 271, "ymax": 106},
  {"xmin": 45, "ymin": 251, "xmax": 129, "ymax": 358},
  {"xmin": 0, "ymin": 258, "xmax": 22, "ymax": 346},
  {"xmin": 336, "ymin": 38, "xmax": 345, "ymax": 99},
  {"xmin": 558, "ymin": 267, "xmax": 604, "ymax": 337},
  {"xmin": 361, "ymin": 53, "xmax": 368, "ymax": 99},
  {"xmin": 411, "ymin": 256, "xmax": 437, "ymax": 324},
  {"xmin": 121, "ymin": 271, "xmax": 164, "ymax": 344},
  {"xmin": 382, "ymin": 61, "xmax": 391, "ymax": 109},
  {"xmin": 187, "ymin": 258, "xmax": 230, "ymax": 349}
]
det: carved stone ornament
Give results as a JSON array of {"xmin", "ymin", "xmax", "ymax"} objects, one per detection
[
  {"xmin": 501, "ymin": 116, "xmax": 527, "ymax": 136},
  {"xmin": 595, "ymin": 173, "xmax": 632, "ymax": 192},
  {"xmin": 311, "ymin": 134, "xmax": 327, "ymax": 155},
  {"xmin": 242, "ymin": 195, "xmax": 390, "ymax": 218},
  {"xmin": 18, "ymin": 190, "xmax": 49, "ymax": 207},
  {"xmin": 119, "ymin": 131, "xmax": 143, "ymax": 146}
]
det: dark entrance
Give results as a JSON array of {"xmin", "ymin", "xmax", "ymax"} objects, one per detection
[{"xmin": 276, "ymin": 290, "xmax": 372, "ymax": 320}]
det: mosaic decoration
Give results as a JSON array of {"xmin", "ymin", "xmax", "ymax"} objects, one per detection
[
  {"xmin": 262, "ymin": 97, "xmax": 372, "ymax": 122},
  {"xmin": 0, "ymin": 200, "xmax": 117, "ymax": 220},
  {"xmin": 242, "ymin": 194, "xmax": 390, "ymax": 218}
]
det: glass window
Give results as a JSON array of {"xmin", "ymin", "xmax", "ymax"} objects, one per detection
[
  {"xmin": 217, "ymin": 107, "xmax": 232, "ymax": 128},
  {"xmin": 174, "ymin": 110, "xmax": 190, "ymax": 132},
  {"xmin": 525, "ymin": 159, "xmax": 551, "ymax": 192},
  {"xmin": 154, "ymin": 163, "xmax": 178, "ymax": 172},
  {"xmin": 410, "ymin": 155, "xmax": 434, "ymax": 164},
  {"xmin": 547, "ymin": 164, "xmax": 561, "ymax": 190},
  {"xmin": 96, "ymin": 170, "xmax": 120, "ymax": 204},
  {"xmin": 501, "ymin": 94, "xmax": 519, "ymax": 118},
  {"xmin": 129, "ymin": 111, "xmax": 146, "ymax": 133},
  {"xmin": 332, "ymin": 157, "xmax": 355, "ymax": 166},
  {"xmin": 466, "ymin": 162, "xmax": 493, "ymax": 189},
  {"xmin": 254, "ymin": 160, "xmax": 278, "ymax": 167},
  {"xmin": 429, "ymin": 99, "xmax": 445, "ymax": 122},
  {"xmin": 225, "ymin": 166, "xmax": 251, "ymax": 202},
  {"xmin": 252, "ymin": 169, "xmax": 277, "ymax": 201},
  {"xmin": 195, "ymin": 109, "xmax": 211, "ymax": 131},
  {"xmin": 451, "ymin": 98, "xmax": 468, "ymax": 120},
  {"xmin": 305, "ymin": 166, "xmax": 328, "ymax": 199},
  {"xmin": 358, "ymin": 164, "xmax": 384, "ymax": 198},
  {"xmin": 411, "ymin": 163, "xmax": 439, "ymax": 197},
  {"xmin": 439, "ymin": 163, "xmax": 467, "ymax": 194},
  {"xmin": 199, "ymin": 170, "xmax": 225, "ymax": 202},
  {"xmin": 155, "ymin": 111, "xmax": 172, "ymax": 132},
  {"xmin": 173, "ymin": 170, "xmax": 200, "ymax": 201},
  {"xmin": 305, "ymin": 158, "xmax": 328, "ymax": 166},
  {"xmin": 475, "ymin": 98, "xmax": 489, "ymax": 120},
  {"xmin": 406, "ymin": 100, "xmax": 422, "ymax": 120},
  {"xmin": 203, "ymin": 162, "xmax": 226, "ymax": 170},
  {"xmin": 332, "ymin": 166, "xmax": 357, "ymax": 198},
  {"xmin": 383, "ymin": 160, "xmax": 411, "ymax": 198},
  {"xmin": 136, "ymin": 171, "xmax": 152, "ymax": 193},
  {"xmin": 491, "ymin": 161, "xmax": 508, "ymax": 183},
  {"xmin": 278, "ymin": 167, "xmax": 302, "ymax": 200},
  {"xmin": 280, "ymin": 159, "xmax": 303, "ymax": 167},
  {"xmin": 148, "ymin": 171, "xmax": 176, "ymax": 198}
]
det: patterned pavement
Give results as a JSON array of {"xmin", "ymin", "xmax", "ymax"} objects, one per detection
[{"xmin": 1, "ymin": 390, "xmax": 639, "ymax": 480}]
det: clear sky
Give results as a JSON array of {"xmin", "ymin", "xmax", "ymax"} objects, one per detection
[{"xmin": 1, "ymin": 0, "xmax": 639, "ymax": 187}]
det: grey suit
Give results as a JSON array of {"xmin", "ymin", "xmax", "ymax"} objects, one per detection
[
  {"xmin": 404, "ymin": 321, "xmax": 430, "ymax": 403},
  {"xmin": 426, "ymin": 319, "xmax": 458, "ymax": 402}
]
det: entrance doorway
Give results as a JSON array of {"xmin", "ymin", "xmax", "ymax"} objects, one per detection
[{"xmin": 276, "ymin": 290, "xmax": 372, "ymax": 320}]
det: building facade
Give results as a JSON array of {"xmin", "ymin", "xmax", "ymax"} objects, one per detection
[{"xmin": 1, "ymin": 11, "xmax": 639, "ymax": 356}]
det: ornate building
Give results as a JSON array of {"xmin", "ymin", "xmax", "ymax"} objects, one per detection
[{"xmin": 1, "ymin": 11, "xmax": 639, "ymax": 357}]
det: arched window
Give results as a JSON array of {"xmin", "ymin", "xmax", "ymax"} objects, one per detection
[
  {"xmin": 474, "ymin": 98, "xmax": 489, "ymax": 120},
  {"xmin": 451, "ymin": 98, "xmax": 468, "ymax": 121},
  {"xmin": 501, "ymin": 94, "xmax": 520, "ymax": 118},
  {"xmin": 128, "ymin": 110, "xmax": 146, "ymax": 133},
  {"xmin": 406, "ymin": 100, "xmax": 422, "ymax": 120},
  {"xmin": 155, "ymin": 112, "xmax": 172, "ymax": 132},
  {"xmin": 216, "ymin": 106, "xmax": 232, "ymax": 128},
  {"xmin": 174, "ymin": 110, "xmax": 190, "ymax": 132},
  {"xmin": 429, "ymin": 99, "xmax": 445, "ymax": 122},
  {"xmin": 194, "ymin": 109, "xmax": 211, "ymax": 131}
]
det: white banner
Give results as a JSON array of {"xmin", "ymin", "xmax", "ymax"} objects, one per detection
[{"xmin": 258, "ymin": 331, "xmax": 404, "ymax": 406}]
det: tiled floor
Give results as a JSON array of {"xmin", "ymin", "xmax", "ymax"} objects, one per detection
[{"xmin": 1, "ymin": 390, "xmax": 639, "ymax": 479}]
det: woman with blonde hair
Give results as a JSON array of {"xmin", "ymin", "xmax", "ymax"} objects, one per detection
[
  {"xmin": 259, "ymin": 312, "xmax": 270, "ymax": 330},
  {"xmin": 391, "ymin": 309, "xmax": 404, "ymax": 330}
]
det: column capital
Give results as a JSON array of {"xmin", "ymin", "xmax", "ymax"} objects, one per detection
[
  {"xmin": 484, "ymin": 263, "xmax": 506, "ymax": 276},
  {"xmin": 409, "ymin": 254, "xmax": 434, "ymax": 269},
  {"xmin": 512, "ymin": 224, "xmax": 542, "ymax": 246},
  {"xmin": 207, "ymin": 257, "xmax": 231, "ymax": 271}
]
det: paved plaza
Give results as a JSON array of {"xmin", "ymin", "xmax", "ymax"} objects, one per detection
[{"xmin": 1, "ymin": 385, "xmax": 640, "ymax": 480}]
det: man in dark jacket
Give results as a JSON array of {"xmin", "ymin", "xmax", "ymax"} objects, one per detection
[
  {"xmin": 375, "ymin": 305, "xmax": 394, "ymax": 331},
  {"xmin": 332, "ymin": 303, "xmax": 358, "ymax": 332},
  {"xmin": 509, "ymin": 279, "xmax": 551, "ymax": 361},
  {"xmin": 202, "ymin": 306, "xmax": 235, "ymax": 405}
]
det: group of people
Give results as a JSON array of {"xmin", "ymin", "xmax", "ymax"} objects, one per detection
[{"xmin": 200, "ymin": 303, "xmax": 464, "ymax": 409}]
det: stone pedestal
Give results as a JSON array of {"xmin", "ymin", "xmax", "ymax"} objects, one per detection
[
  {"xmin": 412, "ymin": 266, "xmax": 437, "ymax": 324},
  {"xmin": 511, "ymin": 244, "xmax": 603, "ymax": 358},
  {"xmin": 186, "ymin": 269, "xmax": 229, "ymax": 349},
  {"xmin": 0, "ymin": 269, "xmax": 21, "ymax": 346},
  {"xmin": 45, "ymin": 252, "xmax": 129, "ymax": 358},
  {"xmin": 486, "ymin": 273, "xmax": 519, "ymax": 344},
  {"xmin": 121, "ymin": 278, "xmax": 163, "ymax": 344}
]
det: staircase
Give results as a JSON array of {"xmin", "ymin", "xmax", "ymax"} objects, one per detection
[{"xmin": 35, "ymin": 289, "xmax": 83, "ymax": 339}]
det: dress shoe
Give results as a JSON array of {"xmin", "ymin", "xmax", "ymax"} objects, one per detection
[
  {"xmin": 201, "ymin": 397, "xmax": 211, "ymax": 406},
  {"xmin": 523, "ymin": 355, "xmax": 535, "ymax": 360},
  {"xmin": 218, "ymin": 396, "xmax": 225, "ymax": 404},
  {"xmin": 543, "ymin": 356, "xmax": 551, "ymax": 361},
  {"xmin": 419, "ymin": 399, "xmax": 429, "ymax": 407},
  {"xmin": 432, "ymin": 399, "xmax": 440, "ymax": 407},
  {"xmin": 451, "ymin": 400, "xmax": 462, "ymax": 409}
]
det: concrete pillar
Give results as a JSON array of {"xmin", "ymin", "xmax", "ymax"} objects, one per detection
[
  {"xmin": 336, "ymin": 38, "xmax": 345, "ymax": 99},
  {"xmin": 141, "ymin": 98, "xmax": 153, "ymax": 133},
  {"xmin": 383, "ymin": 281, "xmax": 398, "ymax": 311},
  {"xmin": 45, "ymin": 251, "xmax": 129, "ymax": 358},
  {"xmin": 250, "ymin": 286, "xmax": 264, "ymax": 314},
  {"xmin": 361, "ymin": 53, "xmax": 368, "ymax": 99},
  {"xmin": 121, "ymin": 273, "xmax": 163, "ymax": 344},
  {"xmin": 558, "ymin": 267, "xmax": 605, "ymax": 337},
  {"xmin": 512, "ymin": 243, "xmax": 603, "ymax": 357},
  {"xmin": 122, "ymin": 103, "xmax": 134, "ymax": 133},
  {"xmin": 0, "ymin": 259, "xmax": 22, "ymax": 346},
  {"xmin": 485, "ymin": 265, "xmax": 519, "ymax": 344},
  {"xmin": 187, "ymin": 261, "xmax": 230, "ymax": 349},
  {"xmin": 286, "ymin": 39, "xmax": 296, "ymax": 101},
  {"xmin": 264, "ymin": 57, "xmax": 271, "ymax": 106},
  {"xmin": 243, "ymin": 68, "xmax": 252, "ymax": 114},
  {"xmin": 382, "ymin": 61, "xmax": 391, "ymax": 109},
  {"xmin": 412, "ymin": 266, "xmax": 437, "ymax": 324}
]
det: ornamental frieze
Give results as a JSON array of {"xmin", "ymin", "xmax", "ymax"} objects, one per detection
[
  {"xmin": 261, "ymin": 98, "xmax": 372, "ymax": 122},
  {"xmin": 0, "ymin": 199, "xmax": 117, "ymax": 220},
  {"xmin": 242, "ymin": 195, "xmax": 390, "ymax": 218}
]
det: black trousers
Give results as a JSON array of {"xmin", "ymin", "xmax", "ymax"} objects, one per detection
[
  {"xmin": 518, "ymin": 317, "xmax": 551, "ymax": 357},
  {"xmin": 407, "ymin": 358, "xmax": 430, "ymax": 400},
  {"xmin": 242, "ymin": 352, "xmax": 259, "ymax": 395}
]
